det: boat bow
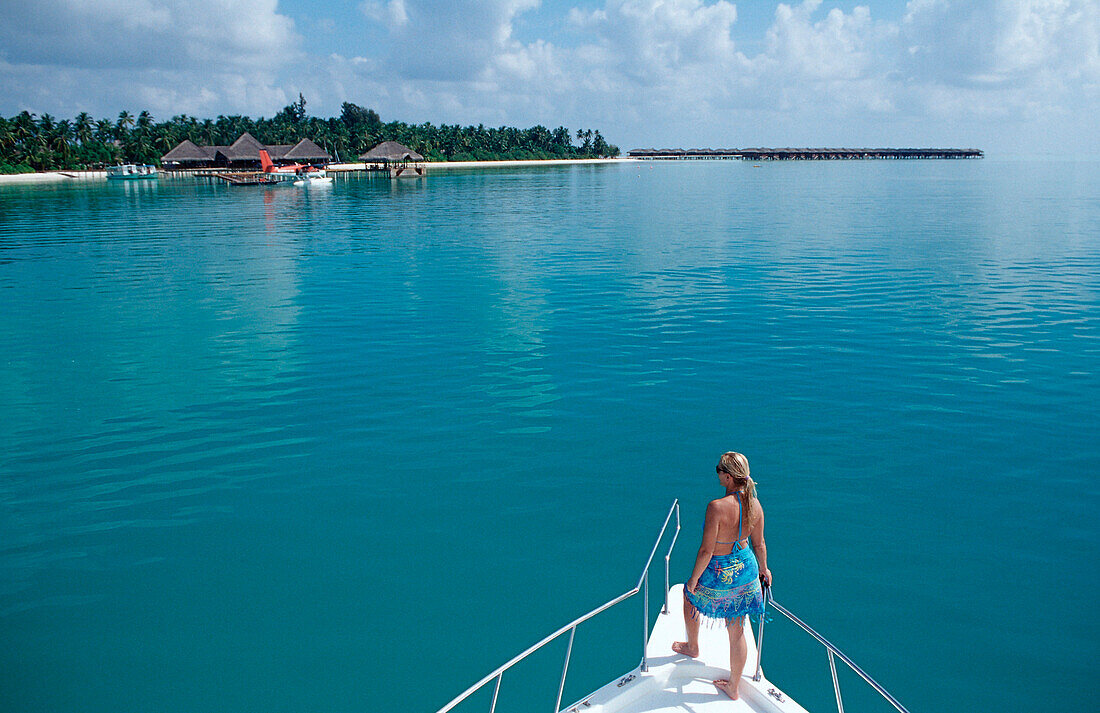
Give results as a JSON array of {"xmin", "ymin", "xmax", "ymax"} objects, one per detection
[{"xmin": 434, "ymin": 500, "xmax": 911, "ymax": 713}]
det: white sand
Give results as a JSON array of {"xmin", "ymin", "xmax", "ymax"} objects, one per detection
[
  {"xmin": 1, "ymin": 158, "xmax": 636, "ymax": 185},
  {"xmin": 424, "ymin": 157, "xmax": 636, "ymax": 169},
  {"xmin": 0, "ymin": 171, "xmax": 106, "ymax": 184},
  {"xmin": 328, "ymin": 158, "xmax": 636, "ymax": 172}
]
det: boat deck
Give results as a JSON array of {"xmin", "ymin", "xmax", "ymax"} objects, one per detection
[{"xmin": 563, "ymin": 585, "xmax": 807, "ymax": 713}]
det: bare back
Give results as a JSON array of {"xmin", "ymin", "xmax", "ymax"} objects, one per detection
[
  {"xmin": 706, "ymin": 495, "xmax": 749, "ymax": 556},
  {"xmin": 699, "ymin": 490, "xmax": 761, "ymax": 556}
]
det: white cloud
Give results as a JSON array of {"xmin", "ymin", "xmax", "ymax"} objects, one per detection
[
  {"xmin": 362, "ymin": 0, "xmax": 410, "ymax": 26},
  {"xmin": 312, "ymin": 0, "xmax": 1098, "ymax": 153},
  {"xmin": 0, "ymin": 0, "xmax": 1095, "ymax": 155},
  {"xmin": 0, "ymin": 0, "xmax": 299, "ymax": 117},
  {"xmin": 900, "ymin": 0, "xmax": 1099, "ymax": 86},
  {"xmin": 0, "ymin": 0, "xmax": 299, "ymax": 71},
  {"xmin": 761, "ymin": 1, "xmax": 893, "ymax": 81},
  {"xmin": 487, "ymin": 0, "xmax": 751, "ymax": 128},
  {"xmin": 360, "ymin": 0, "xmax": 539, "ymax": 81},
  {"xmin": 0, "ymin": 60, "xmax": 294, "ymax": 120},
  {"xmin": 591, "ymin": 0, "xmax": 741, "ymax": 76}
]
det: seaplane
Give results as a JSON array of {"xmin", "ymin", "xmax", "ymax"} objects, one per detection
[{"xmin": 259, "ymin": 150, "xmax": 332, "ymax": 187}]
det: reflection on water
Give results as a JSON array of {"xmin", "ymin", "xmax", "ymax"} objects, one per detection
[{"xmin": 0, "ymin": 161, "xmax": 1097, "ymax": 713}]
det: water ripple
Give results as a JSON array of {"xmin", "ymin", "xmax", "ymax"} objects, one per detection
[{"xmin": 1, "ymin": 161, "xmax": 1098, "ymax": 713}]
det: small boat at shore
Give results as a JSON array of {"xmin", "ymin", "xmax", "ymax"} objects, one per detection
[
  {"xmin": 436, "ymin": 500, "xmax": 910, "ymax": 713},
  {"xmin": 292, "ymin": 171, "xmax": 332, "ymax": 187},
  {"xmin": 106, "ymin": 164, "xmax": 157, "ymax": 180}
]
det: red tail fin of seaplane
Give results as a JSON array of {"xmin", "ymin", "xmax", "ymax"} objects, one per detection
[{"xmin": 259, "ymin": 149, "xmax": 275, "ymax": 173}]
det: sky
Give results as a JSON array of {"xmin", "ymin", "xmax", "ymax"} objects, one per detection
[{"xmin": 0, "ymin": 0, "xmax": 1097, "ymax": 157}]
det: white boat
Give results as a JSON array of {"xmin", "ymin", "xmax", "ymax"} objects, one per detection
[
  {"xmin": 106, "ymin": 164, "xmax": 157, "ymax": 180},
  {"xmin": 437, "ymin": 501, "xmax": 910, "ymax": 713},
  {"xmin": 292, "ymin": 171, "xmax": 332, "ymax": 187}
]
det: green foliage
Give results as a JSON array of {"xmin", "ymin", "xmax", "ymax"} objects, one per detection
[
  {"xmin": 340, "ymin": 102, "xmax": 381, "ymax": 130},
  {"xmin": 0, "ymin": 162, "xmax": 35, "ymax": 174},
  {"xmin": 0, "ymin": 97, "xmax": 620, "ymax": 171}
]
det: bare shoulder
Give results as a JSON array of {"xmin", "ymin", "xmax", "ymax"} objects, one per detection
[
  {"xmin": 707, "ymin": 497, "xmax": 735, "ymax": 517},
  {"xmin": 705, "ymin": 498, "xmax": 731, "ymax": 518}
]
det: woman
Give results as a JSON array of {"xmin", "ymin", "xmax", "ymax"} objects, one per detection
[{"xmin": 672, "ymin": 451, "xmax": 772, "ymax": 701}]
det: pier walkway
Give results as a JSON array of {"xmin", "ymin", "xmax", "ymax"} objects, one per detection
[
  {"xmin": 207, "ymin": 172, "xmax": 280, "ymax": 185},
  {"xmin": 628, "ymin": 147, "xmax": 983, "ymax": 160}
]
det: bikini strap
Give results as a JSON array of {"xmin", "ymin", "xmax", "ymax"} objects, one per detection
[
  {"xmin": 737, "ymin": 495, "xmax": 742, "ymax": 541},
  {"xmin": 715, "ymin": 495, "xmax": 746, "ymax": 545}
]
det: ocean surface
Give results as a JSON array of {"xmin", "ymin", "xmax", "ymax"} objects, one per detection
[{"xmin": 1, "ymin": 160, "xmax": 1097, "ymax": 713}]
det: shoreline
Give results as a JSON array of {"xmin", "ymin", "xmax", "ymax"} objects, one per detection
[
  {"xmin": 329, "ymin": 157, "xmax": 636, "ymax": 171},
  {"xmin": 0, "ymin": 159, "xmax": 635, "ymax": 185},
  {"xmin": 0, "ymin": 170, "xmax": 106, "ymax": 184},
  {"xmin": 426, "ymin": 157, "xmax": 633, "ymax": 169}
]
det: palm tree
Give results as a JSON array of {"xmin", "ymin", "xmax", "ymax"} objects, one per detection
[
  {"xmin": 155, "ymin": 133, "xmax": 177, "ymax": 155},
  {"xmin": 74, "ymin": 112, "xmax": 93, "ymax": 145},
  {"xmin": 1, "ymin": 104, "xmax": 619, "ymax": 169},
  {"xmin": 30, "ymin": 114, "xmax": 54, "ymax": 164},
  {"xmin": 592, "ymin": 130, "xmax": 610, "ymax": 157},
  {"xmin": 580, "ymin": 129, "xmax": 594, "ymax": 154},
  {"xmin": 131, "ymin": 131, "xmax": 154, "ymax": 163},
  {"xmin": 116, "ymin": 110, "xmax": 134, "ymax": 139},
  {"xmin": 11, "ymin": 111, "xmax": 36, "ymax": 162},
  {"xmin": 94, "ymin": 118, "xmax": 114, "ymax": 142},
  {"xmin": 52, "ymin": 119, "xmax": 73, "ymax": 163},
  {"xmin": 0, "ymin": 120, "xmax": 15, "ymax": 158}
]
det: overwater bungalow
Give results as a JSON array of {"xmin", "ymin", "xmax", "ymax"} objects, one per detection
[
  {"xmin": 626, "ymin": 146, "xmax": 983, "ymax": 160},
  {"xmin": 359, "ymin": 141, "xmax": 425, "ymax": 177},
  {"xmin": 161, "ymin": 132, "xmax": 331, "ymax": 169}
]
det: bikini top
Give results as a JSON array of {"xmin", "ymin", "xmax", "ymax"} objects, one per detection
[{"xmin": 715, "ymin": 495, "xmax": 745, "ymax": 545}]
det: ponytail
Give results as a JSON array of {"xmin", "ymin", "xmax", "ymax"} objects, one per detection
[
  {"xmin": 718, "ymin": 451, "xmax": 758, "ymax": 531},
  {"xmin": 740, "ymin": 475, "xmax": 758, "ymax": 531}
]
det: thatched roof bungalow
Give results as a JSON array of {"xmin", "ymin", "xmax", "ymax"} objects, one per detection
[
  {"xmin": 161, "ymin": 132, "xmax": 331, "ymax": 168},
  {"xmin": 359, "ymin": 141, "xmax": 424, "ymax": 164},
  {"xmin": 161, "ymin": 139, "xmax": 210, "ymax": 165}
]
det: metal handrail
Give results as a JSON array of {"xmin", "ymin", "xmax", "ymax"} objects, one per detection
[
  {"xmin": 435, "ymin": 500, "xmax": 681, "ymax": 713},
  {"xmin": 755, "ymin": 585, "xmax": 911, "ymax": 713}
]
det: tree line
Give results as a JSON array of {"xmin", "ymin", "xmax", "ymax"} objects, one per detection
[{"xmin": 0, "ymin": 95, "xmax": 620, "ymax": 173}]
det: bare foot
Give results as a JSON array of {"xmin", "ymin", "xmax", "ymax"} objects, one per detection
[
  {"xmin": 713, "ymin": 679, "xmax": 739, "ymax": 700},
  {"xmin": 671, "ymin": 641, "xmax": 699, "ymax": 657}
]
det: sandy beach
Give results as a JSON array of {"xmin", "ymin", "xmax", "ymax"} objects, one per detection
[
  {"xmin": 0, "ymin": 171, "xmax": 106, "ymax": 184},
  {"xmin": 328, "ymin": 157, "xmax": 636, "ymax": 172},
  {"xmin": 425, "ymin": 157, "xmax": 635, "ymax": 169},
  {"xmin": 0, "ymin": 159, "xmax": 635, "ymax": 185}
]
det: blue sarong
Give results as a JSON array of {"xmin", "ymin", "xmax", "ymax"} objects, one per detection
[{"xmin": 685, "ymin": 545, "xmax": 764, "ymax": 626}]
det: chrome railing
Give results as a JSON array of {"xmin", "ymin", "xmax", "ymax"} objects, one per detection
[
  {"xmin": 754, "ymin": 585, "xmax": 911, "ymax": 713},
  {"xmin": 435, "ymin": 500, "xmax": 681, "ymax": 713}
]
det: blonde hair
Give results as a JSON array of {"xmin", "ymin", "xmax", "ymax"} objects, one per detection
[{"xmin": 717, "ymin": 452, "xmax": 758, "ymax": 530}]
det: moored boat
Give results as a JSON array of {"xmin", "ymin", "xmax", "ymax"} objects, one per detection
[
  {"xmin": 106, "ymin": 164, "xmax": 158, "ymax": 180},
  {"xmin": 436, "ymin": 501, "xmax": 910, "ymax": 713},
  {"xmin": 292, "ymin": 170, "xmax": 332, "ymax": 187}
]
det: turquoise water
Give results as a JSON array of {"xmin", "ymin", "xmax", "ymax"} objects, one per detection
[{"xmin": 1, "ymin": 161, "xmax": 1097, "ymax": 712}]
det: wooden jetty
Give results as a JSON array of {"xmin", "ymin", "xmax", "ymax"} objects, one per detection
[
  {"xmin": 627, "ymin": 147, "xmax": 983, "ymax": 160},
  {"xmin": 165, "ymin": 166, "xmax": 409, "ymax": 182},
  {"xmin": 206, "ymin": 171, "xmax": 280, "ymax": 185},
  {"xmin": 326, "ymin": 162, "xmax": 425, "ymax": 178}
]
